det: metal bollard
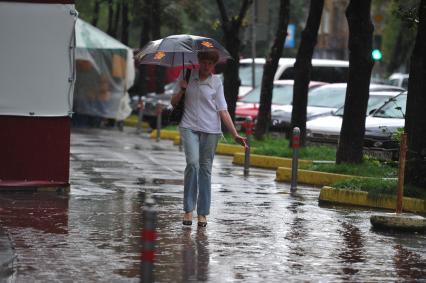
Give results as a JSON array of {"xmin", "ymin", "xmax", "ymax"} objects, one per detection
[
  {"xmin": 136, "ymin": 99, "xmax": 145, "ymax": 134},
  {"xmin": 243, "ymin": 116, "xmax": 254, "ymax": 176},
  {"xmin": 156, "ymin": 103, "xmax": 162, "ymax": 142},
  {"xmin": 141, "ymin": 193, "xmax": 157, "ymax": 283},
  {"xmin": 290, "ymin": 127, "xmax": 300, "ymax": 192}
]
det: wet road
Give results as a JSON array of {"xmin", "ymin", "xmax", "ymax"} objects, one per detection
[{"xmin": 1, "ymin": 127, "xmax": 426, "ymax": 282}]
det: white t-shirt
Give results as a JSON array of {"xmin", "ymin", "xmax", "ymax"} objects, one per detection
[{"xmin": 176, "ymin": 70, "xmax": 227, "ymax": 133}]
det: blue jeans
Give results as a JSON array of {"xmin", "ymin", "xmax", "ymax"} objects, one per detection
[{"xmin": 179, "ymin": 127, "xmax": 221, "ymax": 216}]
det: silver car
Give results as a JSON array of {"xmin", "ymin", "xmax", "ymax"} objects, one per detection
[
  {"xmin": 271, "ymin": 83, "xmax": 404, "ymax": 133},
  {"xmin": 306, "ymin": 91, "xmax": 406, "ymax": 160}
]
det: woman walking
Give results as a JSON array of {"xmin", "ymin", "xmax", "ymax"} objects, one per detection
[{"xmin": 171, "ymin": 50, "xmax": 246, "ymax": 227}]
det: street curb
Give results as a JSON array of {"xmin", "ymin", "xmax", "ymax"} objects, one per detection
[
  {"xmin": 148, "ymin": 130, "xmax": 246, "ymax": 156},
  {"xmin": 173, "ymin": 135, "xmax": 181, "ymax": 145},
  {"xmin": 216, "ymin": 144, "xmax": 246, "ymax": 156},
  {"xmin": 124, "ymin": 115, "xmax": 149, "ymax": 128},
  {"xmin": 150, "ymin": 129, "xmax": 180, "ymax": 140},
  {"xmin": 319, "ymin": 186, "xmax": 426, "ymax": 213},
  {"xmin": 276, "ymin": 167, "xmax": 361, "ymax": 185},
  {"xmin": 233, "ymin": 152, "xmax": 312, "ymax": 170}
]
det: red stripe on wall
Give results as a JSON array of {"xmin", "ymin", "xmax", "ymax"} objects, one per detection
[{"xmin": 0, "ymin": 116, "xmax": 70, "ymax": 188}]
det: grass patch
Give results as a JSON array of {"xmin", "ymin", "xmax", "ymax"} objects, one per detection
[
  {"xmin": 332, "ymin": 178, "xmax": 426, "ymax": 201},
  {"xmin": 163, "ymin": 125, "xmax": 179, "ymax": 131},
  {"xmin": 221, "ymin": 133, "xmax": 336, "ymax": 160},
  {"xmin": 303, "ymin": 160, "xmax": 397, "ymax": 178}
]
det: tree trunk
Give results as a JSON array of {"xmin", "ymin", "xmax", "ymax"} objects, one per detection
[
  {"xmin": 121, "ymin": 1, "xmax": 129, "ymax": 45},
  {"xmin": 152, "ymin": 0, "xmax": 165, "ymax": 94},
  {"xmin": 111, "ymin": 1, "xmax": 121, "ymax": 38},
  {"xmin": 254, "ymin": 0, "xmax": 290, "ymax": 139},
  {"xmin": 216, "ymin": 0, "xmax": 253, "ymax": 123},
  {"xmin": 290, "ymin": 0, "xmax": 324, "ymax": 146},
  {"xmin": 222, "ymin": 34, "xmax": 241, "ymax": 122},
  {"xmin": 91, "ymin": 0, "xmax": 101, "ymax": 27},
  {"xmin": 140, "ymin": 0, "xmax": 152, "ymax": 48},
  {"xmin": 405, "ymin": 0, "xmax": 426, "ymax": 188},
  {"xmin": 336, "ymin": 0, "xmax": 374, "ymax": 164},
  {"xmin": 107, "ymin": 0, "xmax": 114, "ymax": 36}
]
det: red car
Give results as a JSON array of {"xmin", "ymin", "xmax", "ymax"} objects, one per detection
[{"xmin": 235, "ymin": 80, "xmax": 327, "ymax": 129}]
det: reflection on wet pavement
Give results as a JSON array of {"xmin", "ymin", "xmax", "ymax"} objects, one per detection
[{"xmin": 0, "ymin": 128, "xmax": 425, "ymax": 282}]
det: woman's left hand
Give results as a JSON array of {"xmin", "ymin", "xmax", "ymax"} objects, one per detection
[{"xmin": 234, "ymin": 135, "xmax": 248, "ymax": 149}]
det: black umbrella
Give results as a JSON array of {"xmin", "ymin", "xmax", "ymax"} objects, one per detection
[{"xmin": 135, "ymin": 34, "xmax": 232, "ymax": 68}]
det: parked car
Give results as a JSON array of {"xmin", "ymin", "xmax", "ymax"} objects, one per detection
[
  {"xmin": 387, "ymin": 73, "xmax": 409, "ymax": 89},
  {"xmin": 363, "ymin": 92, "xmax": 406, "ymax": 160},
  {"xmin": 235, "ymin": 80, "xmax": 327, "ymax": 129},
  {"xmin": 238, "ymin": 57, "xmax": 349, "ymax": 99},
  {"xmin": 306, "ymin": 91, "xmax": 406, "ymax": 160},
  {"xmin": 270, "ymin": 83, "xmax": 405, "ymax": 133},
  {"xmin": 305, "ymin": 90, "xmax": 404, "ymax": 144},
  {"xmin": 132, "ymin": 80, "xmax": 177, "ymax": 128}
]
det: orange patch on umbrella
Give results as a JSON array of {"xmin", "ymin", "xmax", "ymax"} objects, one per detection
[
  {"xmin": 154, "ymin": 51, "xmax": 166, "ymax": 60},
  {"xmin": 201, "ymin": 41, "xmax": 214, "ymax": 48}
]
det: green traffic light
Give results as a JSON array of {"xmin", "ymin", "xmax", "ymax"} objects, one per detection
[{"xmin": 372, "ymin": 49, "xmax": 382, "ymax": 60}]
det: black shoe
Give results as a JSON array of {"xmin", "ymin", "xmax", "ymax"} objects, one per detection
[
  {"xmin": 197, "ymin": 215, "xmax": 207, "ymax": 227},
  {"xmin": 182, "ymin": 212, "xmax": 193, "ymax": 226},
  {"xmin": 197, "ymin": 221, "xmax": 207, "ymax": 227}
]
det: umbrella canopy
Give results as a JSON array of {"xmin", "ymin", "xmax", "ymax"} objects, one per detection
[{"xmin": 135, "ymin": 34, "xmax": 232, "ymax": 67}]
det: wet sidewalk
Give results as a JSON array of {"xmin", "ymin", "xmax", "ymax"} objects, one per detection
[{"xmin": 1, "ymin": 127, "xmax": 425, "ymax": 282}]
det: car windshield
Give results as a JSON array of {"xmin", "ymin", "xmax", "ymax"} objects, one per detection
[
  {"xmin": 239, "ymin": 63, "xmax": 263, "ymax": 86},
  {"xmin": 373, "ymin": 94, "xmax": 406, "ymax": 119},
  {"xmin": 308, "ymin": 86, "xmax": 346, "ymax": 108},
  {"xmin": 240, "ymin": 84, "xmax": 294, "ymax": 105},
  {"xmin": 334, "ymin": 94, "xmax": 395, "ymax": 116}
]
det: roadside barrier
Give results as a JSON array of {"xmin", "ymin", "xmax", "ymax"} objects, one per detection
[
  {"xmin": 396, "ymin": 132, "xmax": 408, "ymax": 213},
  {"xmin": 291, "ymin": 127, "xmax": 300, "ymax": 192},
  {"xmin": 155, "ymin": 103, "xmax": 162, "ymax": 142},
  {"xmin": 141, "ymin": 193, "xmax": 157, "ymax": 283},
  {"xmin": 136, "ymin": 98, "xmax": 145, "ymax": 134},
  {"xmin": 242, "ymin": 116, "xmax": 254, "ymax": 176}
]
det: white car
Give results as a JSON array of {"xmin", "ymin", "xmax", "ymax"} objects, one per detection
[
  {"xmin": 388, "ymin": 73, "xmax": 409, "ymax": 89},
  {"xmin": 271, "ymin": 83, "xmax": 404, "ymax": 132},
  {"xmin": 238, "ymin": 57, "xmax": 349, "ymax": 98},
  {"xmin": 306, "ymin": 90, "xmax": 404, "ymax": 144},
  {"xmin": 307, "ymin": 92, "xmax": 407, "ymax": 160}
]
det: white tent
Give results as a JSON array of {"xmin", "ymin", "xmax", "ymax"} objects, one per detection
[
  {"xmin": 73, "ymin": 19, "xmax": 135, "ymax": 121},
  {"xmin": 0, "ymin": 1, "xmax": 76, "ymax": 117}
]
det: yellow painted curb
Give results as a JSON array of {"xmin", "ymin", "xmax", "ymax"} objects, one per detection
[
  {"xmin": 319, "ymin": 186, "xmax": 426, "ymax": 213},
  {"xmin": 150, "ymin": 130, "xmax": 180, "ymax": 140},
  {"xmin": 276, "ymin": 167, "xmax": 361, "ymax": 186},
  {"xmin": 173, "ymin": 135, "xmax": 181, "ymax": 145},
  {"xmin": 215, "ymin": 143, "xmax": 246, "ymax": 156},
  {"xmin": 233, "ymin": 153, "xmax": 312, "ymax": 170},
  {"xmin": 124, "ymin": 115, "xmax": 149, "ymax": 128}
]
